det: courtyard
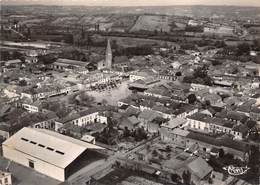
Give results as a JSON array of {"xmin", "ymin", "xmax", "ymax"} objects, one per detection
[{"xmin": 87, "ymin": 80, "xmax": 132, "ymax": 106}]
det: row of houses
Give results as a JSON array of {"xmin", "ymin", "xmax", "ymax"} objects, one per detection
[
  {"xmin": 55, "ymin": 107, "xmax": 108, "ymax": 132},
  {"xmin": 21, "ymin": 81, "xmax": 79, "ymax": 100}
]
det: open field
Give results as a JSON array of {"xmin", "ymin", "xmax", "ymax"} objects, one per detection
[
  {"xmin": 51, "ymin": 16, "xmax": 79, "ymax": 25},
  {"xmin": 130, "ymin": 15, "xmax": 171, "ymax": 32},
  {"xmin": 87, "ymin": 80, "xmax": 131, "ymax": 106}
]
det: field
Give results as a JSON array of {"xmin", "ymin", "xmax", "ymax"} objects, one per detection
[
  {"xmin": 51, "ymin": 16, "xmax": 79, "ymax": 25},
  {"xmin": 19, "ymin": 19, "xmax": 47, "ymax": 26},
  {"xmin": 109, "ymin": 36, "xmax": 180, "ymax": 48},
  {"xmin": 50, "ymin": 15, "xmax": 137, "ymax": 32},
  {"xmin": 130, "ymin": 15, "xmax": 171, "ymax": 32}
]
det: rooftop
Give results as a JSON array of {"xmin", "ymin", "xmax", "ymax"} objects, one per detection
[
  {"xmin": 161, "ymin": 118, "xmax": 187, "ymax": 129},
  {"xmin": 3, "ymin": 127, "xmax": 104, "ymax": 169},
  {"xmin": 187, "ymin": 157, "xmax": 213, "ymax": 179},
  {"xmin": 55, "ymin": 58, "xmax": 90, "ymax": 67}
]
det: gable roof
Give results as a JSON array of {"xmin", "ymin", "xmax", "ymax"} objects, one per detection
[
  {"xmin": 161, "ymin": 118, "xmax": 187, "ymax": 129},
  {"xmin": 138, "ymin": 109, "xmax": 162, "ymax": 121},
  {"xmin": 55, "ymin": 58, "xmax": 89, "ymax": 67},
  {"xmin": 187, "ymin": 157, "xmax": 213, "ymax": 179},
  {"xmin": 120, "ymin": 116, "xmax": 140, "ymax": 130},
  {"xmin": 3, "ymin": 127, "xmax": 103, "ymax": 169}
]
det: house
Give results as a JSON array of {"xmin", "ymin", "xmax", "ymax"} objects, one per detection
[
  {"xmin": 2, "ymin": 127, "xmax": 104, "ymax": 182},
  {"xmin": 21, "ymin": 100, "xmax": 42, "ymax": 113},
  {"xmin": 171, "ymin": 128, "xmax": 190, "ymax": 147},
  {"xmin": 128, "ymin": 80, "xmax": 149, "ymax": 92},
  {"xmin": 190, "ymin": 83, "xmax": 210, "ymax": 91},
  {"xmin": 186, "ymin": 157, "xmax": 213, "ymax": 183},
  {"xmin": 55, "ymin": 107, "xmax": 108, "ymax": 131},
  {"xmin": 204, "ymin": 25, "xmax": 234, "ymax": 36},
  {"xmin": 152, "ymin": 105, "xmax": 174, "ymax": 119},
  {"xmin": 147, "ymin": 117, "xmax": 163, "ymax": 134},
  {"xmin": 144, "ymin": 85, "xmax": 172, "ymax": 98},
  {"xmin": 202, "ymin": 93, "xmax": 222, "ymax": 105},
  {"xmin": 172, "ymin": 104, "xmax": 198, "ymax": 118},
  {"xmin": 138, "ymin": 109, "xmax": 163, "ymax": 130},
  {"xmin": 119, "ymin": 116, "xmax": 140, "ymax": 131},
  {"xmin": 186, "ymin": 112, "xmax": 245, "ymax": 139},
  {"xmin": 50, "ymin": 58, "xmax": 91, "ymax": 72},
  {"xmin": 0, "ymin": 111, "xmax": 58, "ymax": 139},
  {"xmin": 4, "ymin": 59, "xmax": 22, "ymax": 67},
  {"xmin": 118, "ymin": 104, "xmax": 129, "ymax": 113},
  {"xmin": 245, "ymin": 63, "xmax": 260, "ymax": 76},
  {"xmin": 21, "ymin": 81, "xmax": 79, "ymax": 100},
  {"xmin": 129, "ymin": 70, "xmax": 157, "ymax": 82},
  {"xmin": 112, "ymin": 56, "xmax": 129, "ymax": 70},
  {"xmin": 29, "ymin": 111, "xmax": 58, "ymax": 130},
  {"xmin": 161, "ymin": 118, "xmax": 187, "ymax": 130},
  {"xmin": 210, "ymin": 147, "xmax": 221, "ymax": 157},
  {"xmin": 0, "ymin": 170, "xmax": 12, "ymax": 185},
  {"xmin": 171, "ymin": 61, "xmax": 181, "ymax": 69},
  {"xmin": 188, "ymin": 20, "xmax": 200, "ymax": 26},
  {"xmin": 24, "ymin": 56, "xmax": 38, "ymax": 64},
  {"xmin": 81, "ymin": 134, "xmax": 96, "ymax": 144}
]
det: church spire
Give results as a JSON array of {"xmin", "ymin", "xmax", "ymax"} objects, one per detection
[{"xmin": 105, "ymin": 39, "xmax": 112, "ymax": 69}]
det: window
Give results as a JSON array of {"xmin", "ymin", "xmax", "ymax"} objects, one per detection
[
  {"xmin": 21, "ymin": 138, "xmax": 29, "ymax": 142},
  {"xmin": 4, "ymin": 177, "xmax": 8, "ymax": 183},
  {"xmin": 46, "ymin": 147, "xmax": 54, "ymax": 151},
  {"xmin": 55, "ymin": 150, "xmax": 65, "ymax": 155},
  {"xmin": 38, "ymin": 144, "xmax": 45, "ymax": 148},
  {"xmin": 28, "ymin": 160, "xmax": 34, "ymax": 169},
  {"xmin": 30, "ymin": 141, "xmax": 37, "ymax": 145}
]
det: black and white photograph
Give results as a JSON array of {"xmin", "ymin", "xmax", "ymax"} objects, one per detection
[{"xmin": 0, "ymin": 0, "xmax": 259, "ymax": 185}]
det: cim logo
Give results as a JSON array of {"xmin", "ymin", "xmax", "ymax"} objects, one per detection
[{"xmin": 222, "ymin": 165, "xmax": 250, "ymax": 176}]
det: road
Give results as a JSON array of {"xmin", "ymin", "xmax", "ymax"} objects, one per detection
[
  {"xmin": 67, "ymin": 136, "xmax": 160, "ymax": 184},
  {"xmin": 0, "ymin": 156, "xmax": 60, "ymax": 185}
]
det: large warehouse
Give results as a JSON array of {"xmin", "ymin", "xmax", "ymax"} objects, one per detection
[{"xmin": 2, "ymin": 127, "xmax": 104, "ymax": 182}]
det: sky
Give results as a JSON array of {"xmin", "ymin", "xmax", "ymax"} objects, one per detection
[{"xmin": 1, "ymin": 0, "xmax": 260, "ymax": 7}]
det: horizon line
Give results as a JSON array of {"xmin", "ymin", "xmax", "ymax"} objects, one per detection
[{"xmin": 1, "ymin": 4, "xmax": 260, "ymax": 8}]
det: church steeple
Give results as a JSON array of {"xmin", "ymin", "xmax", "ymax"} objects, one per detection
[{"xmin": 105, "ymin": 39, "xmax": 112, "ymax": 69}]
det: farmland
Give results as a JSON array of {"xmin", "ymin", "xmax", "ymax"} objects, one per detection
[{"xmin": 130, "ymin": 15, "xmax": 171, "ymax": 33}]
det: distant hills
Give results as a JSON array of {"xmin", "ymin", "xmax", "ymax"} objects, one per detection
[{"xmin": 1, "ymin": 5, "xmax": 260, "ymax": 19}]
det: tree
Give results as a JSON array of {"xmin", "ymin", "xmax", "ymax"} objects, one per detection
[
  {"xmin": 171, "ymin": 174, "xmax": 182, "ymax": 183},
  {"xmin": 211, "ymin": 60, "xmax": 221, "ymax": 66},
  {"xmin": 219, "ymin": 148, "xmax": 224, "ymax": 158},
  {"xmin": 166, "ymin": 145, "xmax": 172, "ymax": 152},
  {"xmin": 38, "ymin": 54, "xmax": 57, "ymax": 65},
  {"xmin": 194, "ymin": 65, "xmax": 208, "ymax": 79},
  {"xmin": 42, "ymin": 101, "xmax": 70, "ymax": 118},
  {"xmin": 188, "ymin": 94, "xmax": 197, "ymax": 104},
  {"xmin": 19, "ymin": 79, "xmax": 27, "ymax": 86},
  {"xmin": 208, "ymin": 177, "xmax": 213, "ymax": 184},
  {"xmin": 182, "ymin": 170, "xmax": 191, "ymax": 185},
  {"xmin": 134, "ymin": 127, "xmax": 147, "ymax": 141},
  {"xmin": 237, "ymin": 43, "xmax": 250, "ymax": 56},
  {"xmin": 0, "ymin": 51, "xmax": 10, "ymax": 60},
  {"xmin": 26, "ymin": 27, "xmax": 31, "ymax": 38},
  {"xmin": 64, "ymin": 34, "xmax": 74, "ymax": 44},
  {"xmin": 176, "ymin": 71, "xmax": 182, "ymax": 76},
  {"xmin": 69, "ymin": 91, "xmax": 95, "ymax": 106},
  {"xmin": 152, "ymin": 150, "xmax": 158, "ymax": 157},
  {"xmin": 123, "ymin": 126, "xmax": 131, "ymax": 137}
]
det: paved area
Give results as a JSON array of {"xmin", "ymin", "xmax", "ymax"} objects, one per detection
[
  {"xmin": 0, "ymin": 156, "xmax": 60, "ymax": 185},
  {"xmin": 87, "ymin": 80, "xmax": 131, "ymax": 106}
]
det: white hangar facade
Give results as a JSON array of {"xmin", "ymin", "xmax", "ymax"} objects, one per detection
[{"xmin": 2, "ymin": 127, "xmax": 104, "ymax": 182}]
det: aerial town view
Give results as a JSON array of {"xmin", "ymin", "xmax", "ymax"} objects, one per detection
[{"xmin": 0, "ymin": 0, "xmax": 259, "ymax": 185}]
